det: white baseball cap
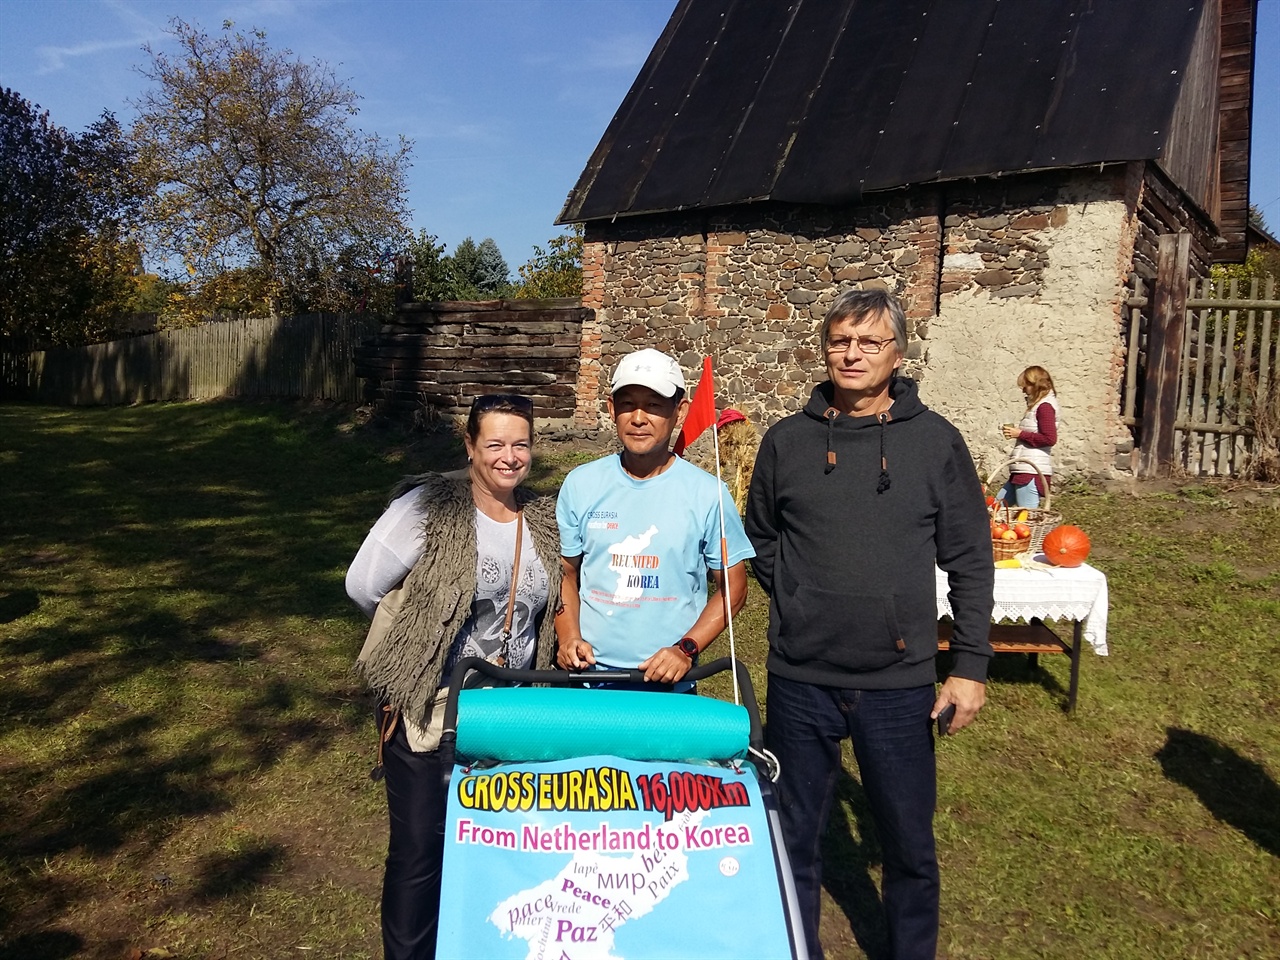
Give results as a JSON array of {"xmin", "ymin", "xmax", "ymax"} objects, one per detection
[{"xmin": 610, "ymin": 348, "xmax": 686, "ymax": 398}]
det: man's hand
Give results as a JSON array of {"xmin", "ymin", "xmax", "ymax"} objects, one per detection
[
  {"xmin": 637, "ymin": 646, "xmax": 693, "ymax": 684},
  {"xmin": 557, "ymin": 637, "xmax": 596, "ymax": 670},
  {"xmin": 931, "ymin": 676, "xmax": 986, "ymax": 734}
]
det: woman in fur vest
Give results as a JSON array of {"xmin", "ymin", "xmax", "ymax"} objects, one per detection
[{"xmin": 345, "ymin": 394, "xmax": 562, "ymax": 960}]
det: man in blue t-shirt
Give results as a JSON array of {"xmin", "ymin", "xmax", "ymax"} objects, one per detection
[{"xmin": 555, "ymin": 348, "xmax": 754, "ymax": 684}]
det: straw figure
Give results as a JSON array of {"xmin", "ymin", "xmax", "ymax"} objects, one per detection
[{"xmin": 684, "ymin": 408, "xmax": 760, "ymax": 515}]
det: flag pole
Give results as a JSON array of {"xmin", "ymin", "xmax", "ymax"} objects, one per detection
[{"xmin": 708, "ymin": 377, "xmax": 742, "ymax": 708}]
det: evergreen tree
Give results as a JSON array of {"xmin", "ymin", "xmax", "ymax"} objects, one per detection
[{"xmin": 474, "ymin": 238, "xmax": 511, "ymax": 294}]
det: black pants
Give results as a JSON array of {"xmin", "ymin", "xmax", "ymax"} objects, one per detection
[{"xmin": 380, "ymin": 717, "xmax": 447, "ymax": 960}]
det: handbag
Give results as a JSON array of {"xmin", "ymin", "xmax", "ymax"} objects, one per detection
[{"xmin": 369, "ymin": 510, "xmax": 524, "ymax": 775}]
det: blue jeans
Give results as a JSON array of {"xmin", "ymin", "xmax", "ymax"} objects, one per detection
[
  {"xmin": 766, "ymin": 675, "xmax": 939, "ymax": 960},
  {"xmin": 998, "ymin": 479, "xmax": 1040, "ymax": 508}
]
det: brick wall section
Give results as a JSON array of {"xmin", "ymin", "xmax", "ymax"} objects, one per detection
[{"xmin": 577, "ymin": 240, "xmax": 607, "ymax": 426}]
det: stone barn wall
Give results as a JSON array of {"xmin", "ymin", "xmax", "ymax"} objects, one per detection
[{"xmin": 577, "ymin": 167, "xmax": 1171, "ymax": 479}]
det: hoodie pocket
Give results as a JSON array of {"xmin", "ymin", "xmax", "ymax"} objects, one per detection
[{"xmin": 775, "ymin": 585, "xmax": 909, "ymax": 673}]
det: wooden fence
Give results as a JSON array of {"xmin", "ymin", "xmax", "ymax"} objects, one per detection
[
  {"xmin": 1121, "ymin": 264, "xmax": 1279, "ymax": 476},
  {"xmin": 2, "ymin": 313, "xmax": 381, "ymax": 405},
  {"xmin": 355, "ymin": 299, "xmax": 588, "ymax": 419}
]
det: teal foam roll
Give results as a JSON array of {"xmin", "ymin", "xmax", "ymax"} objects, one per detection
[{"xmin": 455, "ymin": 687, "xmax": 750, "ymax": 762}]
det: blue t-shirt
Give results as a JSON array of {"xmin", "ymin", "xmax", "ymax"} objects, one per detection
[{"xmin": 556, "ymin": 455, "xmax": 755, "ymax": 668}]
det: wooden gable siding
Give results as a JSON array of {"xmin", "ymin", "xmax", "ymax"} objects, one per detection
[
  {"xmin": 1156, "ymin": 0, "xmax": 1220, "ymax": 227},
  {"xmin": 1215, "ymin": 0, "xmax": 1256, "ymax": 262}
]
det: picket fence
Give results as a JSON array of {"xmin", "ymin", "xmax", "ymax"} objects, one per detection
[
  {"xmin": 1121, "ymin": 274, "xmax": 1279, "ymax": 476},
  {"xmin": 2, "ymin": 313, "xmax": 381, "ymax": 405}
]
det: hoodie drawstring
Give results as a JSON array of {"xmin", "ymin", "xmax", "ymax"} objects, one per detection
[
  {"xmin": 876, "ymin": 412, "xmax": 891, "ymax": 493},
  {"xmin": 823, "ymin": 406, "xmax": 891, "ymax": 489},
  {"xmin": 824, "ymin": 407, "xmax": 839, "ymax": 474}
]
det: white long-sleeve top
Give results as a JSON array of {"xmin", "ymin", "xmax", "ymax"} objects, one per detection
[{"xmin": 345, "ymin": 488, "xmax": 428, "ymax": 619}]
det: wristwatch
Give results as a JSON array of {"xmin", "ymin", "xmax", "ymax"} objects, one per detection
[{"xmin": 674, "ymin": 637, "xmax": 699, "ymax": 658}]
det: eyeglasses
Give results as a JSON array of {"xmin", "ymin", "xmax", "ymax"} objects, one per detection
[
  {"xmin": 824, "ymin": 335, "xmax": 897, "ymax": 356},
  {"xmin": 469, "ymin": 394, "xmax": 534, "ymax": 415}
]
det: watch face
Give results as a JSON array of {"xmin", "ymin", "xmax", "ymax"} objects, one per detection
[{"xmin": 677, "ymin": 638, "xmax": 698, "ymax": 657}]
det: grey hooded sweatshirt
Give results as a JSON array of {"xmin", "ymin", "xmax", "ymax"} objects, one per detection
[{"xmin": 745, "ymin": 377, "xmax": 995, "ymax": 690}]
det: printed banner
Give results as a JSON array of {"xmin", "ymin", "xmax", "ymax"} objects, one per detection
[{"xmin": 438, "ymin": 754, "xmax": 793, "ymax": 959}]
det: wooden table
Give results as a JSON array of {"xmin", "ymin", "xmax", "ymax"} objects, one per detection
[{"xmin": 935, "ymin": 561, "xmax": 1109, "ymax": 712}]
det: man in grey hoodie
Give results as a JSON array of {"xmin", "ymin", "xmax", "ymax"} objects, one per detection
[{"xmin": 745, "ymin": 288, "xmax": 994, "ymax": 960}]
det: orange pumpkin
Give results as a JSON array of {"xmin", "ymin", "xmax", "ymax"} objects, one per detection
[{"xmin": 1042, "ymin": 525, "xmax": 1091, "ymax": 567}]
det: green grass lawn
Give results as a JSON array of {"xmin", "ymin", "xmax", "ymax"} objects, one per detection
[{"xmin": 1, "ymin": 402, "xmax": 1277, "ymax": 959}]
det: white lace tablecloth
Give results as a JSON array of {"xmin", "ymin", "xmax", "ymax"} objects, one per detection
[{"xmin": 935, "ymin": 561, "xmax": 1110, "ymax": 656}]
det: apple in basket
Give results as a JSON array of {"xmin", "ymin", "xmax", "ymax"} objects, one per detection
[{"xmin": 1013, "ymin": 523, "xmax": 1031, "ymax": 539}]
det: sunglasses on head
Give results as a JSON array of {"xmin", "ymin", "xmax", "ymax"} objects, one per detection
[{"xmin": 469, "ymin": 394, "xmax": 534, "ymax": 415}]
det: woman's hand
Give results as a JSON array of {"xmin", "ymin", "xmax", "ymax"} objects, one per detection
[
  {"xmin": 1002, "ymin": 424, "xmax": 1020, "ymax": 440},
  {"xmin": 557, "ymin": 637, "xmax": 596, "ymax": 670}
]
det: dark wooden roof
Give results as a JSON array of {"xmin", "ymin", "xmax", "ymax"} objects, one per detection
[{"xmin": 560, "ymin": 0, "xmax": 1255, "ymax": 259}]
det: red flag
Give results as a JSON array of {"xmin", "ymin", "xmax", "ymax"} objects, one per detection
[{"xmin": 674, "ymin": 357, "xmax": 715, "ymax": 456}]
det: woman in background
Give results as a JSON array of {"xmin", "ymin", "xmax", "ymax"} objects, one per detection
[
  {"xmin": 346, "ymin": 394, "xmax": 561, "ymax": 960},
  {"xmin": 999, "ymin": 365, "xmax": 1058, "ymax": 508}
]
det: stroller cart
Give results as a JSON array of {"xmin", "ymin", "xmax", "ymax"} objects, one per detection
[{"xmin": 436, "ymin": 657, "xmax": 808, "ymax": 959}]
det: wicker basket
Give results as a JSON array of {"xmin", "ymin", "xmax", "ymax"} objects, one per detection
[{"xmin": 986, "ymin": 459, "xmax": 1062, "ymax": 560}]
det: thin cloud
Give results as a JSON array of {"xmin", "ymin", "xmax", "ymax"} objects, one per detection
[
  {"xmin": 103, "ymin": 0, "xmax": 163, "ymax": 36},
  {"xmin": 35, "ymin": 0, "xmax": 164, "ymax": 74},
  {"xmin": 36, "ymin": 36, "xmax": 148, "ymax": 74}
]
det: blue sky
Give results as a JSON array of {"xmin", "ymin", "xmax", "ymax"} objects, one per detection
[{"xmin": 1, "ymin": 0, "xmax": 1276, "ymax": 274}]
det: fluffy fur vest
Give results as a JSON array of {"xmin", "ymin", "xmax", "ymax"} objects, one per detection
[{"xmin": 355, "ymin": 472, "xmax": 561, "ymax": 725}]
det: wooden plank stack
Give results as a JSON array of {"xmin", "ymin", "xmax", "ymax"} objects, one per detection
[{"xmin": 354, "ymin": 299, "xmax": 590, "ymax": 420}]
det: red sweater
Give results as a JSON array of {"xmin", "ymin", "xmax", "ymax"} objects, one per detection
[{"xmin": 1010, "ymin": 404, "xmax": 1057, "ymax": 495}]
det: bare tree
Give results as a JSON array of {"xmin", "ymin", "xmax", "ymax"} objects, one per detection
[{"xmin": 132, "ymin": 20, "xmax": 412, "ymax": 316}]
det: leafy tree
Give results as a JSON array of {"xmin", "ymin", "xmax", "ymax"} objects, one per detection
[
  {"xmin": 408, "ymin": 230, "xmax": 452, "ymax": 302},
  {"xmin": 1212, "ymin": 207, "xmax": 1280, "ymax": 294},
  {"xmin": 1, "ymin": 88, "xmax": 145, "ymax": 344},
  {"xmin": 515, "ymin": 225, "xmax": 584, "ymax": 299},
  {"xmin": 132, "ymin": 19, "xmax": 412, "ymax": 317},
  {"xmin": 303, "ymin": 242, "xmax": 401, "ymax": 315}
]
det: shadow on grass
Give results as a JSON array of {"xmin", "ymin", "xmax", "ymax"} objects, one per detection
[
  {"xmin": 0, "ymin": 402, "xmax": 407, "ymax": 946},
  {"xmin": 192, "ymin": 841, "xmax": 289, "ymax": 900},
  {"xmin": 0, "ymin": 589, "xmax": 39, "ymax": 623},
  {"xmin": 940, "ymin": 646, "xmax": 1071, "ymax": 709},
  {"xmin": 0, "ymin": 928, "xmax": 84, "ymax": 960},
  {"xmin": 1155, "ymin": 727, "xmax": 1280, "ymax": 858},
  {"xmin": 820, "ymin": 769, "xmax": 890, "ymax": 960}
]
